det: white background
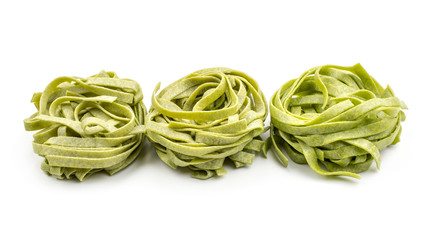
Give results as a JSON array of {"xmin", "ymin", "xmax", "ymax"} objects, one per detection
[{"xmin": 1, "ymin": 0, "xmax": 424, "ymax": 239}]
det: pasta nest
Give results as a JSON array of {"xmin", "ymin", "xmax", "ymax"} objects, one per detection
[
  {"xmin": 24, "ymin": 71, "xmax": 146, "ymax": 181},
  {"xmin": 146, "ymin": 67, "xmax": 268, "ymax": 179},
  {"xmin": 267, "ymin": 64, "xmax": 407, "ymax": 179}
]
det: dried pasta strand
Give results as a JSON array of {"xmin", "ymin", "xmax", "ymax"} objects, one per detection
[
  {"xmin": 146, "ymin": 67, "xmax": 268, "ymax": 179},
  {"xmin": 265, "ymin": 64, "xmax": 407, "ymax": 179},
  {"xmin": 24, "ymin": 71, "xmax": 146, "ymax": 181}
]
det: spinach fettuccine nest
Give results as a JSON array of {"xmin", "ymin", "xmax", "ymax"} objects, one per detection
[
  {"xmin": 24, "ymin": 71, "xmax": 146, "ymax": 181},
  {"xmin": 267, "ymin": 64, "xmax": 407, "ymax": 179},
  {"xmin": 146, "ymin": 68, "xmax": 268, "ymax": 179}
]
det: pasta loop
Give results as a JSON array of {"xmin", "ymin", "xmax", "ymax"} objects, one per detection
[
  {"xmin": 146, "ymin": 67, "xmax": 268, "ymax": 179},
  {"xmin": 24, "ymin": 71, "xmax": 146, "ymax": 181},
  {"xmin": 266, "ymin": 64, "xmax": 407, "ymax": 179}
]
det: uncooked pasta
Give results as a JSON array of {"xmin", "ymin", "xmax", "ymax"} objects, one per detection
[
  {"xmin": 24, "ymin": 71, "xmax": 146, "ymax": 181},
  {"xmin": 146, "ymin": 67, "xmax": 268, "ymax": 179},
  {"xmin": 266, "ymin": 64, "xmax": 407, "ymax": 179}
]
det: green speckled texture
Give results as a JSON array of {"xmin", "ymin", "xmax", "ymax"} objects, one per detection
[
  {"xmin": 265, "ymin": 64, "xmax": 407, "ymax": 179},
  {"xmin": 146, "ymin": 67, "xmax": 268, "ymax": 179},
  {"xmin": 24, "ymin": 71, "xmax": 146, "ymax": 181}
]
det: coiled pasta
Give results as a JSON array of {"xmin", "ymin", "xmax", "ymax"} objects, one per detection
[
  {"xmin": 146, "ymin": 67, "xmax": 268, "ymax": 179},
  {"xmin": 24, "ymin": 71, "xmax": 146, "ymax": 181},
  {"xmin": 266, "ymin": 64, "xmax": 407, "ymax": 179}
]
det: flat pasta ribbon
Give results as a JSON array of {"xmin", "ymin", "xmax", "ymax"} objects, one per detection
[
  {"xmin": 146, "ymin": 67, "xmax": 268, "ymax": 179},
  {"xmin": 24, "ymin": 71, "xmax": 146, "ymax": 181},
  {"xmin": 265, "ymin": 64, "xmax": 407, "ymax": 179}
]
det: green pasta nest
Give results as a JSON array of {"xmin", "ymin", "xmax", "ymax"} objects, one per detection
[
  {"xmin": 267, "ymin": 64, "xmax": 407, "ymax": 179},
  {"xmin": 24, "ymin": 71, "xmax": 146, "ymax": 181},
  {"xmin": 146, "ymin": 67, "xmax": 268, "ymax": 179}
]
